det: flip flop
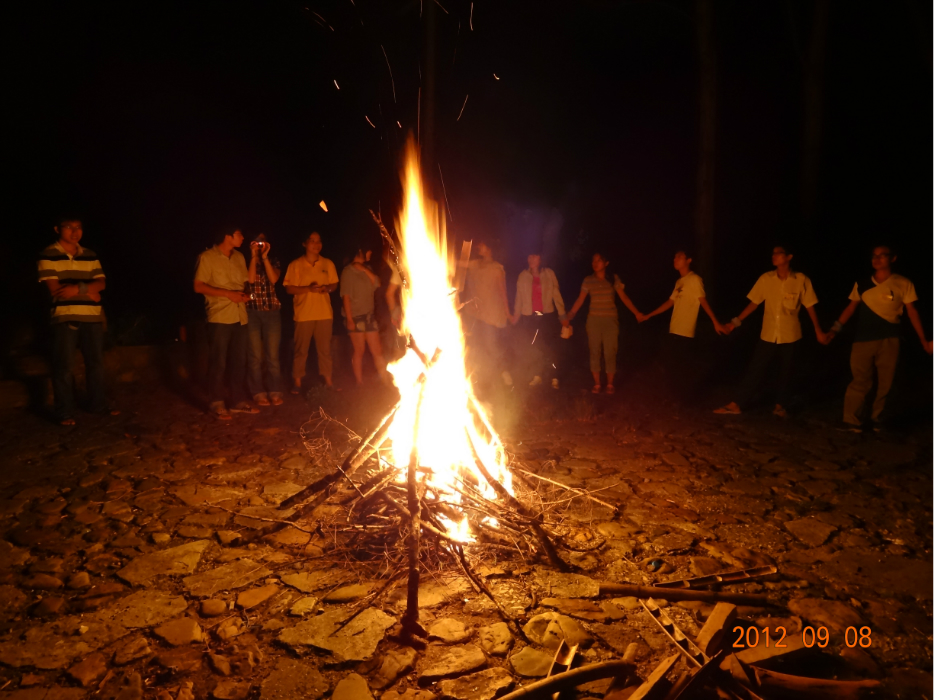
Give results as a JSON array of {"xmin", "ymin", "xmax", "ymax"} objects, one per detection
[
  {"xmin": 772, "ymin": 405, "xmax": 788, "ymax": 418},
  {"xmin": 592, "ymin": 384, "xmax": 601, "ymax": 394},
  {"xmin": 605, "ymin": 385, "xmax": 615, "ymax": 395},
  {"xmin": 59, "ymin": 418, "xmax": 76, "ymax": 426},
  {"xmin": 290, "ymin": 386, "xmax": 301, "ymax": 395}
]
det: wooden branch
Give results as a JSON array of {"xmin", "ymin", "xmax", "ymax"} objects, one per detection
[
  {"xmin": 495, "ymin": 660, "xmax": 633, "ymax": 700},
  {"xmin": 515, "ymin": 468, "xmax": 620, "ymax": 514},
  {"xmin": 464, "ymin": 426, "xmax": 568, "ymax": 571},
  {"xmin": 449, "ymin": 543, "xmax": 531, "ymax": 644},
  {"xmin": 598, "ymin": 583, "xmax": 774, "ymax": 607},
  {"xmin": 401, "ymin": 381, "xmax": 428, "ymax": 642}
]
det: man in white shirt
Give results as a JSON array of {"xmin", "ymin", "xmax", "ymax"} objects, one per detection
[
  {"xmin": 715, "ymin": 245, "xmax": 828, "ymax": 417},
  {"xmin": 640, "ymin": 249, "xmax": 727, "ymax": 400},
  {"xmin": 824, "ymin": 245, "xmax": 931, "ymax": 431}
]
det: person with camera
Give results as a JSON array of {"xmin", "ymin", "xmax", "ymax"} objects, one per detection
[
  {"xmin": 246, "ymin": 234, "xmax": 283, "ymax": 406},
  {"xmin": 193, "ymin": 227, "xmax": 257, "ymax": 419}
]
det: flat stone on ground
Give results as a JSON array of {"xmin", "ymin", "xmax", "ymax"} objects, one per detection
[
  {"xmin": 419, "ymin": 644, "xmax": 486, "ymax": 682},
  {"xmin": 278, "ymin": 607, "xmax": 395, "ymax": 661},
  {"xmin": 114, "ymin": 636, "xmax": 152, "ymax": 665},
  {"xmin": 371, "ymin": 647, "xmax": 417, "ymax": 689},
  {"xmin": 237, "ymin": 584, "xmax": 279, "ymax": 609},
  {"xmin": 438, "ymin": 668, "xmax": 514, "ymax": 700},
  {"xmin": 182, "ymin": 559, "xmax": 272, "ymax": 597},
  {"xmin": 510, "ymin": 646, "xmax": 553, "ymax": 677},
  {"xmin": 213, "ymin": 680, "xmax": 251, "ymax": 700},
  {"xmin": 289, "ymin": 596, "xmax": 319, "ymax": 616},
  {"xmin": 544, "ymin": 596, "xmax": 626, "ymax": 623},
  {"xmin": 523, "ymin": 612, "xmax": 591, "ymax": 650},
  {"xmin": 788, "ymin": 598, "xmax": 864, "ymax": 632},
  {"xmin": 0, "ymin": 589, "xmax": 186, "ymax": 669},
  {"xmin": 154, "ymin": 617, "xmax": 203, "ymax": 646},
  {"xmin": 280, "ymin": 569, "xmax": 349, "ymax": 593},
  {"xmin": 785, "ymin": 518, "xmax": 837, "ymax": 547},
  {"xmin": 322, "ymin": 582, "xmax": 375, "ymax": 603},
  {"xmin": 67, "ymin": 652, "xmax": 107, "ymax": 687},
  {"xmin": 478, "ymin": 622, "xmax": 513, "ymax": 656},
  {"xmin": 428, "ymin": 618, "xmax": 470, "ymax": 644},
  {"xmin": 116, "ymin": 540, "xmax": 211, "ymax": 585},
  {"xmin": 259, "ymin": 658, "xmax": 329, "ymax": 700},
  {"xmin": 332, "ymin": 673, "xmax": 373, "ymax": 700},
  {"xmin": 201, "ymin": 599, "xmax": 228, "ymax": 617},
  {"xmin": 533, "ymin": 570, "xmax": 599, "ymax": 598}
]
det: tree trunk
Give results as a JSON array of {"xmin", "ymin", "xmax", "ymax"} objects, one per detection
[
  {"xmin": 695, "ymin": 0, "xmax": 716, "ymax": 286},
  {"xmin": 800, "ymin": 0, "xmax": 831, "ymax": 233}
]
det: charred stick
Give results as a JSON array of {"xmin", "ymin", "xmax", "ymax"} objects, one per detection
[
  {"xmin": 495, "ymin": 661, "xmax": 634, "ymax": 700},
  {"xmin": 464, "ymin": 427, "xmax": 568, "ymax": 571},
  {"xmin": 448, "ymin": 543, "xmax": 531, "ymax": 644},
  {"xmin": 401, "ymin": 381, "xmax": 428, "ymax": 641},
  {"xmin": 598, "ymin": 582, "xmax": 774, "ymax": 607},
  {"xmin": 515, "ymin": 468, "xmax": 620, "ymax": 515},
  {"xmin": 377, "ymin": 493, "xmax": 459, "ymax": 545},
  {"xmin": 280, "ymin": 402, "xmax": 401, "ymax": 511}
]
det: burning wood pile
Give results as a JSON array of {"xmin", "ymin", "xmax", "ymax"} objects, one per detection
[{"xmin": 247, "ymin": 139, "xmax": 582, "ymax": 645}]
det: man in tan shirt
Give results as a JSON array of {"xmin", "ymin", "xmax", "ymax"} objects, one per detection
[
  {"xmin": 283, "ymin": 231, "xmax": 339, "ymax": 392},
  {"xmin": 715, "ymin": 245, "xmax": 827, "ymax": 417},
  {"xmin": 193, "ymin": 227, "xmax": 258, "ymax": 419},
  {"xmin": 464, "ymin": 240, "xmax": 513, "ymax": 387}
]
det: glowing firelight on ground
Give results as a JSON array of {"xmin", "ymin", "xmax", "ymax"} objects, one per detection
[{"xmin": 386, "ymin": 139, "xmax": 513, "ymax": 542}]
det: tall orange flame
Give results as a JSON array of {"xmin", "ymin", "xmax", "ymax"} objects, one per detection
[{"xmin": 386, "ymin": 139, "xmax": 513, "ymax": 542}]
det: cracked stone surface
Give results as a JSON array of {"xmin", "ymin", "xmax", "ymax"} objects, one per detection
[
  {"xmin": 278, "ymin": 607, "xmax": 396, "ymax": 661},
  {"xmin": 0, "ymin": 374, "xmax": 928, "ymax": 698}
]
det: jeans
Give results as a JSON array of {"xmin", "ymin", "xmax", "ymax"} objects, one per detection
[
  {"xmin": 51, "ymin": 321, "xmax": 107, "ymax": 420},
  {"xmin": 586, "ymin": 315, "xmax": 619, "ymax": 374},
  {"xmin": 735, "ymin": 339, "xmax": 798, "ymax": 410},
  {"xmin": 207, "ymin": 321, "xmax": 248, "ymax": 405},
  {"xmin": 843, "ymin": 337, "xmax": 899, "ymax": 426},
  {"xmin": 247, "ymin": 309, "xmax": 282, "ymax": 397}
]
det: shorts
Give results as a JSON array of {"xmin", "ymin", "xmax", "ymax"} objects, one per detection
[{"xmin": 350, "ymin": 313, "xmax": 379, "ymax": 333}]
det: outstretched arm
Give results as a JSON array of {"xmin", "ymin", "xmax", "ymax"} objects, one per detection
[
  {"xmin": 725, "ymin": 301, "xmax": 760, "ymax": 332},
  {"xmin": 805, "ymin": 305, "xmax": 829, "ymax": 344},
  {"xmin": 824, "ymin": 298, "xmax": 860, "ymax": 343},
  {"xmin": 905, "ymin": 302, "xmax": 933, "ymax": 354},
  {"xmin": 642, "ymin": 299, "xmax": 673, "ymax": 322},
  {"xmin": 565, "ymin": 289, "xmax": 589, "ymax": 322},
  {"xmin": 698, "ymin": 297, "xmax": 727, "ymax": 334},
  {"xmin": 615, "ymin": 287, "xmax": 642, "ymax": 319}
]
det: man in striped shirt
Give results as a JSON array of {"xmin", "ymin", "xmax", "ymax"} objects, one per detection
[{"xmin": 37, "ymin": 218, "xmax": 115, "ymax": 425}]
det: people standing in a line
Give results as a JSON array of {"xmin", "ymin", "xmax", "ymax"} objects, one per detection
[
  {"xmin": 565, "ymin": 252, "xmax": 643, "ymax": 395},
  {"xmin": 284, "ymin": 231, "xmax": 339, "ymax": 393},
  {"xmin": 38, "ymin": 217, "xmax": 119, "ymax": 425},
  {"xmin": 464, "ymin": 240, "xmax": 513, "ymax": 387},
  {"xmin": 193, "ymin": 227, "xmax": 258, "ymax": 420},
  {"xmin": 246, "ymin": 233, "xmax": 283, "ymax": 407},
  {"xmin": 341, "ymin": 244, "xmax": 392, "ymax": 387},
  {"xmin": 714, "ymin": 245, "xmax": 827, "ymax": 417},
  {"xmin": 511, "ymin": 252, "xmax": 567, "ymax": 389},
  {"xmin": 824, "ymin": 245, "xmax": 932, "ymax": 432},
  {"xmin": 639, "ymin": 249, "xmax": 727, "ymax": 399}
]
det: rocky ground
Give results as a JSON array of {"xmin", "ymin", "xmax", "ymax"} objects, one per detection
[{"xmin": 0, "ymin": 376, "xmax": 930, "ymax": 700}]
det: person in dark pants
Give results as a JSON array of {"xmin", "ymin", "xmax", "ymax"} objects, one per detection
[
  {"xmin": 193, "ymin": 227, "xmax": 258, "ymax": 420},
  {"xmin": 639, "ymin": 249, "xmax": 727, "ymax": 400},
  {"xmin": 511, "ymin": 252, "xmax": 567, "ymax": 389},
  {"xmin": 715, "ymin": 245, "xmax": 828, "ymax": 417},
  {"xmin": 246, "ymin": 233, "xmax": 284, "ymax": 406},
  {"xmin": 824, "ymin": 245, "xmax": 932, "ymax": 432},
  {"xmin": 38, "ymin": 217, "xmax": 118, "ymax": 425}
]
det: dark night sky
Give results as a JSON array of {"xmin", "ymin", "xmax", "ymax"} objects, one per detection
[{"xmin": 6, "ymin": 0, "xmax": 932, "ymax": 359}]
